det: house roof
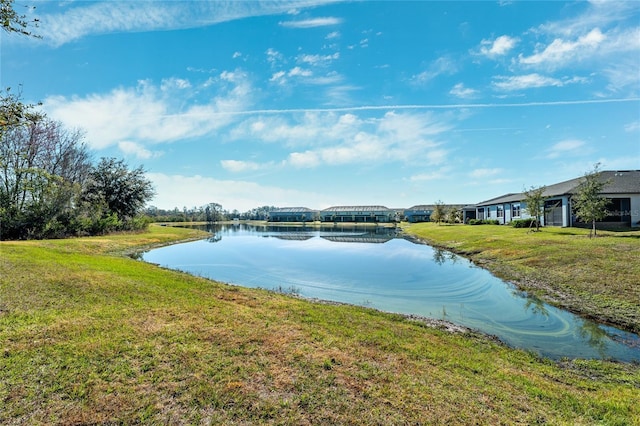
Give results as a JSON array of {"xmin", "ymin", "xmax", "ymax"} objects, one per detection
[
  {"xmin": 270, "ymin": 207, "xmax": 316, "ymax": 213},
  {"xmin": 322, "ymin": 205, "xmax": 390, "ymax": 212},
  {"xmin": 476, "ymin": 170, "xmax": 640, "ymax": 206}
]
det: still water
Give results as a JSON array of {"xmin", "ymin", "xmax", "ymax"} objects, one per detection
[{"xmin": 142, "ymin": 224, "xmax": 640, "ymax": 362}]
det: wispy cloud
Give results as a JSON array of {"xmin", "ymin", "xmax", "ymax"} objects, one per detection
[
  {"xmin": 411, "ymin": 56, "xmax": 459, "ymax": 85},
  {"xmin": 469, "ymin": 168, "xmax": 503, "ymax": 179},
  {"xmin": 492, "ymin": 73, "xmax": 587, "ymax": 91},
  {"xmin": 32, "ymin": 1, "xmax": 340, "ymax": 47},
  {"xmin": 544, "ymin": 139, "xmax": 586, "ymax": 159},
  {"xmin": 279, "ymin": 17, "xmax": 342, "ymax": 28}
]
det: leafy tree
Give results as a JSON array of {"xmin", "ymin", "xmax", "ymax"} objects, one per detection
[
  {"xmin": 572, "ymin": 164, "xmax": 610, "ymax": 238},
  {"xmin": 445, "ymin": 206, "xmax": 462, "ymax": 224},
  {"xmin": 0, "ymin": 117, "xmax": 91, "ymax": 239},
  {"xmin": 1, "ymin": 0, "xmax": 40, "ymax": 37},
  {"xmin": 523, "ymin": 185, "xmax": 546, "ymax": 232},
  {"xmin": 431, "ymin": 200, "xmax": 445, "ymax": 225},
  {"xmin": 82, "ymin": 158, "xmax": 155, "ymax": 231}
]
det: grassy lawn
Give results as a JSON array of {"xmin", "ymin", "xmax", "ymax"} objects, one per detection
[
  {"xmin": 402, "ymin": 222, "xmax": 640, "ymax": 334},
  {"xmin": 1, "ymin": 225, "xmax": 639, "ymax": 424}
]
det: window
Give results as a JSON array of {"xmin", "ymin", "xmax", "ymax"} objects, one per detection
[
  {"xmin": 497, "ymin": 205, "xmax": 504, "ymax": 218},
  {"xmin": 512, "ymin": 204, "xmax": 521, "ymax": 218}
]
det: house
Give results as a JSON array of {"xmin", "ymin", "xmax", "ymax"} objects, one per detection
[
  {"xmin": 319, "ymin": 206, "xmax": 396, "ymax": 223},
  {"xmin": 404, "ymin": 205, "xmax": 433, "ymax": 223},
  {"xmin": 475, "ymin": 170, "xmax": 640, "ymax": 228},
  {"xmin": 268, "ymin": 207, "xmax": 317, "ymax": 222},
  {"xmin": 404, "ymin": 204, "xmax": 469, "ymax": 223}
]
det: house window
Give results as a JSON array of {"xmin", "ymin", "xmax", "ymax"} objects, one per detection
[
  {"xmin": 512, "ymin": 204, "xmax": 521, "ymax": 218},
  {"xmin": 497, "ymin": 205, "xmax": 504, "ymax": 218},
  {"xmin": 478, "ymin": 208, "xmax": 484, "ymax": 220}
]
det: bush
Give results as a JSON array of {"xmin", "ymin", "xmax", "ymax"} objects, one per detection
[
  {"xmin": 511, "ymin": 218, "xmax": 537, "ymax": 228},
  {"xmin": 468, "ymin": 219, "xmax": 500, "ymax": 225}
]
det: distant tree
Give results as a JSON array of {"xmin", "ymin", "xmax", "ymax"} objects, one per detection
[
  {"xmin": 431, "ymin": 200, "xmax": 446, "ymax": 225},
  {"xmin": 523, "ymin": 185, "xmax": 546, "ymax": 232},
  {"xmin": 572, "ymin": 164, "xmax": 610, "ymax": 238},
  {"xmin": 445, "ymin": 206, "xmax": 462, "ymax": 224},
  {"xmin": 208, "ymin": 202, "xmax": 223, "ymax": 222},
  {"xmin": 82, "ymin": 158, "xmax": 155, "ymax": 231},
  {"xmin": 1, "ymin": 0, "xmax": 40, "ymax": 37}
]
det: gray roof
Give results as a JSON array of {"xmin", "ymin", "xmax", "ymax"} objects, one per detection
[
  {"xmin": 270, "ymin": 207, "xmax": 316, "ymax": 213},
  {"xmin": 476, "ymin": 170, "xmax": 640, "ymax": 206},
  {"xmin": 322, "ymin": 205, "xmax": 390, "ymax": 212}
]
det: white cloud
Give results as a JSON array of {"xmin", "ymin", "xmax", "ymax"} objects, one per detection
[
  {"xmin": 449, "ymin": 83, "xmax": 478, "ymax": 99},
  {"xmin": 545, "ymin": 139, "xmax": 586, "ymax": 159},
  {"xmin": 147, "ymin": 172, "xmax": 330, "ymax": 211},
  {"xmin": 408, "ymin": 172, "xmax": 443, "ymax": 182},
  {"xmin": 277, "ymin": 111, "xmax": 450, "ymax": 168},
  {"xmin": 33, "ymin": 1, "xmax": 340, "ymax": 47},
  {"xmin": 279, "ymin": 17, "xmax": 342, "ymax": 28},
  {"xmin": 298, "ymin": 52, "xmax": 340, "ymax": 66},
  {"xmin": 44, "ymin": 73, "xmax": 252, "ymax": 150},
  {"xmin": 520, "ymin": 28, "xmax": 606, "ymax": 67},
  {"xmin": 624, "ymin": 121, "xmax": 640, "ymax": 133},
  {"xmin": 411, "ymin": 56, "xmax": 458, "ymax": 85},
  {"xmin": 118, "ymin": 141, "xmax": 162, "ymax": 160},
  {"xmin": 492, "ymin": 73, "xmax": 586, "ymax": 91},
  {"xmin": 469, "ymin": 168, "xmax": 503, "ymax": 178},
  {"xmin": 478, "ymin": 35, "xmax": 518, "ymax": 57},
  {"xmin": 220, "ymin": 160, "xmax": 263, "ymax": 173},
  {"xmin": 325, "ymin": 31, "xmax": 340, "ymax": 39}
]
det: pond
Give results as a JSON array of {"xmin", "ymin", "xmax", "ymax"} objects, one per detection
[{"xmin": 142, "ymin": 224, "xmax": 640, "ymax": 362}]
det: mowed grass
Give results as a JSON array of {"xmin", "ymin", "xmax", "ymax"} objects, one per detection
[
  {"xmin": 403, "ymin": 222, "xmax": 640, "ymax": 334},
  {"xmin": 1, "ymin": 225, "xmax": 639, "ymax": 424}
]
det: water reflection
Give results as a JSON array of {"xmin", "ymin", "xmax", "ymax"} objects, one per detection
[
  {"xmin": 145, "ymin": 224, "xmax": 640, "ymax": 362},
  {"xmin": 432, "ymin": 247, "xmax": 459, "ymax": 266}
]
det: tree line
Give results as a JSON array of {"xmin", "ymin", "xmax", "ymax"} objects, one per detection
[
  {"xmin": 0, "ymin": 91, "xmax": 154, "ymax": 240},
  {"xmin": 145, "ymin": 205, "xmax": 276, "ymax": 223}
]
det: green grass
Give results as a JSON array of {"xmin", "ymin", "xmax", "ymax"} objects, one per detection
[
  {"xmin": 1, "ymin": 225, "xmax": 639, "ymax": 424},
  {"xmin": 403, "ymin": 222, "xmax": 640, "ymax": 334}
]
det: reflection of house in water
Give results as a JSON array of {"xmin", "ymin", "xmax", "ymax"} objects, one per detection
[
  {"xmin": 321, "ymin": 235, "xmax": 393, "ymax": 244},
  {"xmin": 271, "ymin": 234, "xmax": 314, "ymax": 241}
]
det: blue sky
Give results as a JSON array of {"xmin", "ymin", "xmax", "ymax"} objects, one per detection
[{"xmin": 3, "ymin": 1, "xmax": 639, "ymax": 212}]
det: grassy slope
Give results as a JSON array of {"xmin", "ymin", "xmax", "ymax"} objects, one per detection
[
  {"xmin": 402, "ymin": 223, "xmax": 640, "ymax": 334},
  {"xmin": 0, "ymin": 225, "xmax": 638, "ymax": 425}
]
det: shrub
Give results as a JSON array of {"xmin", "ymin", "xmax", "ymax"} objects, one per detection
[
  {"xmin": 468, "ymin": 219, "xmax": 500, "ymax": 225},
  {"xmin": 511, "ymin": 218, "xmax": 537, "ymax": 228}
]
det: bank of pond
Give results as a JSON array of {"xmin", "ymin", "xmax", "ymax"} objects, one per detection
[{"xmin": 142, "ymin": 223, "xmax": 640, "ymax": 363}]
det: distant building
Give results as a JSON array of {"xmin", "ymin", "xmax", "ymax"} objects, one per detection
[
  {"xmin": 404, "ymin": 205, "xmax": 433, "ymax": 223},
  {"xmin": 475, "ymin": 170, "xmax": 640, "ymax": 228},
  {"xmin": 320, "ymin": 206, "xmax": 396, "ymax": 223},
  {"xmin": 268, "ymin": 207, "xmax": 317, "ymax": 222},
  {"xmin": 404, "ymin": 204, "xmax": 470, "ymax": 223}
]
